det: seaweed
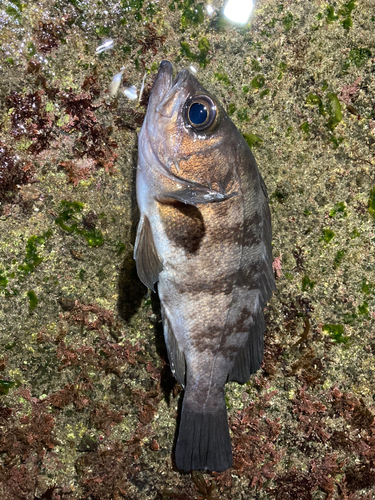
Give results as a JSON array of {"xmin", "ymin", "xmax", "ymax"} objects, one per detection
[
  {"xmin": 0, "ymin": 142, "xmax": 34, "ymax": 210},
  {"xmin": 229, "ymin": 390, "xmax": 282, "ymax": 488},
  {"xmin": 0, "ymin": 390, "xmax": 56, "ymax": 499},
  {"xmin": 6, "ymin": 91, "xmax": 56, "ymax": 153},
  {"xmin": 138, "ymin": 23, "xmax": 166, "ymax": 56},
  {"xmin": 58, "ymin": 75, "xmax": 117, "ymax": 171},
  {"xmin": 55, "ymin": 200, "xmax": 104, "ymax": 247},
  {"xmin": 34, "ymin": 20, "xmax": 65, "ymax": 54}
]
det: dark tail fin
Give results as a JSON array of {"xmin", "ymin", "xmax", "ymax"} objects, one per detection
[{"xmin": 175, "ymin": 395, "xmax": 232, "ymax": 472}]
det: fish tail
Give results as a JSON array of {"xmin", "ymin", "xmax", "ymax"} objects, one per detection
[{"xmin": 175, "ymin": 391, "xmax": 232, "ymax": 472}]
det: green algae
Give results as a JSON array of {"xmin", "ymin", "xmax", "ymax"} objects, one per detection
[
  {"xmin": 0, "ymin": 380, "xmax": 15, "ymax": 395},
  {"xmin": 5, "ymin": 0, "xmax": 25, "ymax": 21},
  {"xmin": 227, "ymin": 103, "xmax": 236, "ymax": 116},
  {"xmin": 305, "ymin": 91, "xmax": 342, "ymax": 129},
  {"xmin": 18, "ymin": 230, "xmax": 53, "ymax": 275},
  {"xmin": 338, "ymin": 0, "xmax": 356, "ymax": 29},
  {"xmin": 169, "ymin": 0, "xmax": 204, "ymax": 29},
  {"xmin": 329, "ymin": 202, "xmax": 347, "ymax": 218},
  {"xmin": 243, "ymin": 133, "xmax": 263, "ymax": 149},
  {"xmin": 55, "ymin": 200, "xmax": 104, "ymax": 247},
  {"xmin": 251, "ymin": 74, "xmax": 265, "ymax": 89},
  {"xmin": 361, "ymin": 279, "xmax": 374, "ymax": 295},
  {"xmin": 277, "ymin": 62, "xmax": 287, "ymax": 79},
  {"xmin": 27, "ymin": 289, "xmax": 38, "ymax": 311},
  {"xmin": 282, "ymin": 12, "xmax": 294, "ymax": 31},
  {"xmin": 0, "ymin": 270, "xmax": 8, "ymax": 289},
  {"xmin": 326, "ymin": 5, "xmax": 338, "ymax": 24},
  {"xmin": 180, "ymin": 37, "xmax": 210, "ymax": 67},
  {"xmin": 300, "ymin": 121, "xmax": 310, "ymax": 137},
  {"xmin": 326, "ymin": 93, "xmax": 342, "ymax": 129},
  {"xmin": 368, "ymin": 187, "xmax": 375, "ymax": 219},
  {"xmin": 346, "ymin": 48, "xmax": 372, "ymax": 69},
  {"xmin": 323, "ymin": 324, "xmax": 350, "ymax": 344},
  {"xmin": 1, "ymin": 0, "xmax": 375, "ymax": 497},
  {"xmin": 320, "ymin": 228, "xmax": 335, "ymax": 243},
  {"xmin": 358, "ymin": 301, "xmax": 370, "ymax": 317},
  {"xmin": 301, "ymin": 275, "xmax": 315, "ymax": 292},
  {"xmin": 306, "ymin": 93, "xmax": 325, "ymax": 115},
  {"xmin": 333, "ymin": 249, "xmax": 346, "ymax": 269},
  {"xmin": 214, "ymin": 71, "xmax": 231, "ymax": 86},
  {"xmin": 350, "ymin": 227, "xmax": 361, "ymax": 239},
  {"xmin": 237, "ymin": 108, "xmax": 249, "ymax": 122}
]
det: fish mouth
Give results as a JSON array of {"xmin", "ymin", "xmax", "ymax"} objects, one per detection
[{"xmin": 155, "ymin": 64, "xmax": 191, "ymax": 118}]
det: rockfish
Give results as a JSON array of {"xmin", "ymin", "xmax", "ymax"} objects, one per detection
[{"xmin": 134, "ymin": 61, "xmax": 275, "ymax": 472}]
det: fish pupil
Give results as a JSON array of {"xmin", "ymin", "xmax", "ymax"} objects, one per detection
[{"xmin": 189, "ymin": 103, "xmax": 208, "ymax": 125}]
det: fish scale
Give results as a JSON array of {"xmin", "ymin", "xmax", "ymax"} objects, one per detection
[{"xmin": 134, "ymin": 60, "xmax": 275, "ymax": 472}]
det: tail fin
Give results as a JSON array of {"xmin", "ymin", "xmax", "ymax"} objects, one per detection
[{"xmin": 175, "ymin": 396, "xmax": 232, "ymax": 472}]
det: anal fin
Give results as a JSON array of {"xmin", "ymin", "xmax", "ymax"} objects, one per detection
[{"xmin": 134, "ymin": 215, "xmax": 163, "ymax": 292}]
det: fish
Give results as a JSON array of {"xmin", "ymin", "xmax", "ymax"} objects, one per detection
[{"xmin": 134, "ymin": 60, "xmax": 275, "ymax": 472}]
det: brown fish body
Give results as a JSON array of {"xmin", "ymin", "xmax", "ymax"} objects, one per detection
[{"xmin": 134, "ymin": 61, "xmax": 274, "ymax": 472}]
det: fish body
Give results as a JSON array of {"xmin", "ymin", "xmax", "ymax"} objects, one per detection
[{"xmin": 134, "ymin": 61, "xmax": 275, "ymax": 472}]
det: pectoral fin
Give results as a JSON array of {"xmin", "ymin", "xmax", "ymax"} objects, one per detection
[
  {"xmin": 158, "ymin": 187, "xmax": 237, "ymax": 207},
  {"xmin": 134, "ymin": 215, "xmax": 163, "ymax": 292}
]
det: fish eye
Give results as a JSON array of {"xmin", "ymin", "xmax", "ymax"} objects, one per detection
[
  {"xmin": 184, "ymin": 94, "xmax": 220, "ymax": 133},
  {"xmin": 189, "ymin": 103, "xmax": 208, "ymax": 126}
]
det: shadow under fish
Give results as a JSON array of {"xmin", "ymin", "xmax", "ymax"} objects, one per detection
[{"xmin": 133, "ymin": 60, "xmax": 275, "ymax": 472}]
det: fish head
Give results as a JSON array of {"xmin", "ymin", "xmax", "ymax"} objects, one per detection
[{"xmin": 141, "ymin": 60, "xmax": 240, "ymax": 194}]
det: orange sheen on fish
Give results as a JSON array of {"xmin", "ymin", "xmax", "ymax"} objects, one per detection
[{"xmin": 134, "ymin": 61, "xmax": 275, "ymax": 472}]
